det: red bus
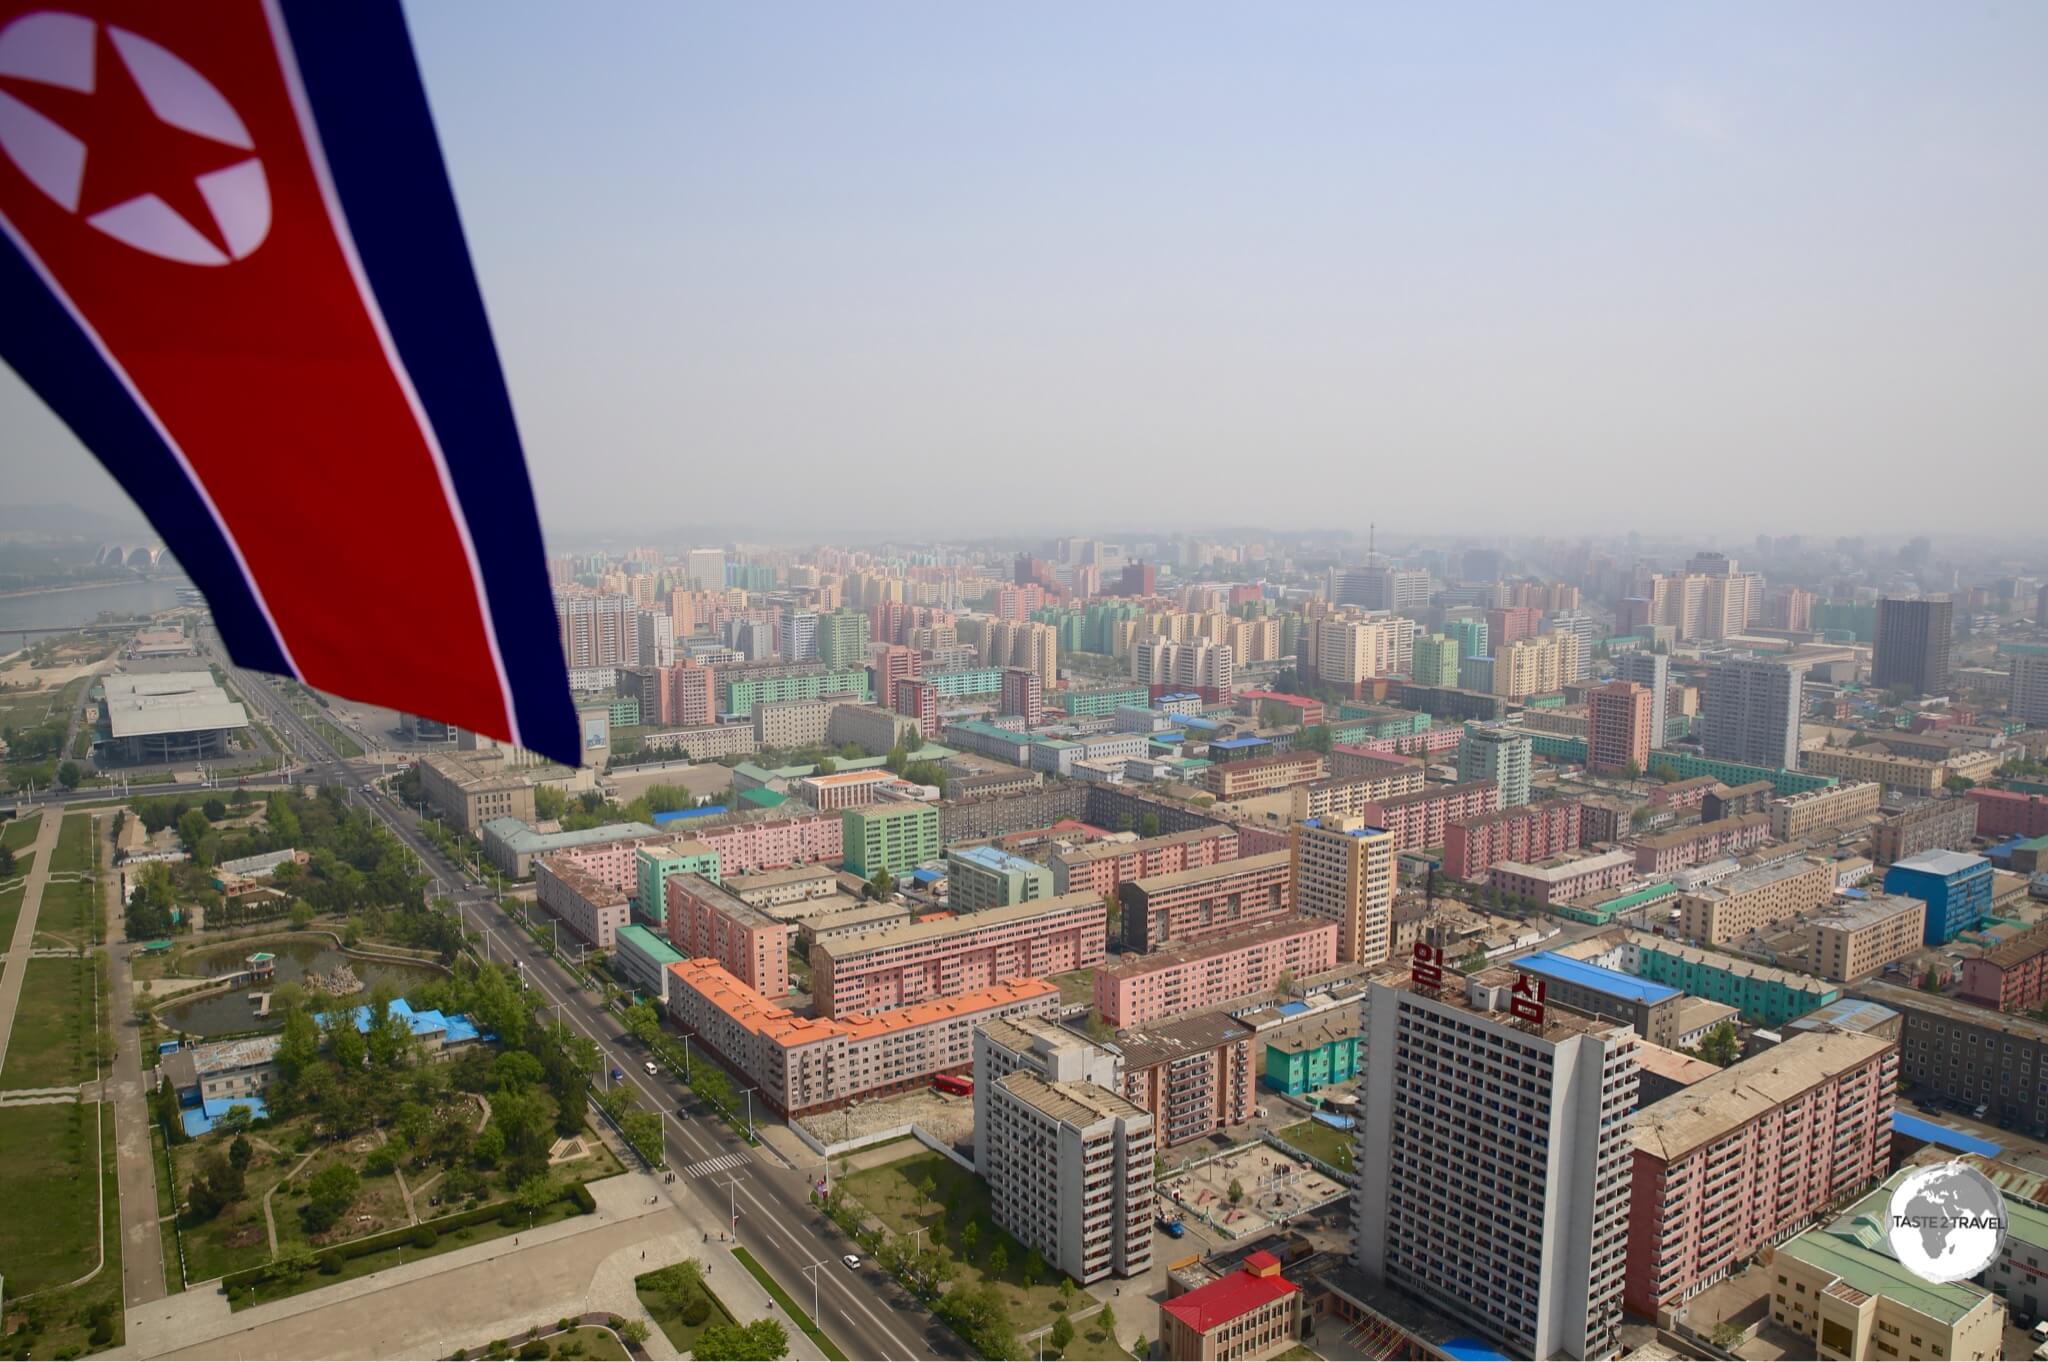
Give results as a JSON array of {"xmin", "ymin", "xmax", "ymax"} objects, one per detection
[{"xmin": 933, "ymin": 1073, "xmax": 972, "ymax": 1096}]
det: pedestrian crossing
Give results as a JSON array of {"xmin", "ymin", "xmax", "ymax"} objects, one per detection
[{"xmin": 682, "ymin": 1151, "xmax": 752, "ymax": 1179}]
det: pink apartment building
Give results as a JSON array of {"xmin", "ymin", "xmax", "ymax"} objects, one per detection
[
  {"xmin": 664, "ymin": 874, "xmax": 795, "ymax": 998},
  {"xmin": 810, "ymin": 892, "xmax": 1107, "ymax": 1018},
  {"xmin": 535, "ymin": 856, "xmax": 631, "ymax": 949},
  {"xmin": 1632, "ymin": 813, "xmax": 1771, "ymax": 875},
  {"xmin": 551, "ymin": 832, "xmax": 674, "ymax": 894},
  {"xmin": 1649, "ymin": 776, "xmax": 1719, "ymax": 811},
  {"xmin": 1049, "ymin": 824, "xmax": 1242, "ymax": 899},
  {"xmin": 1626, "ymin": 1030, "xmax": 1896, "ymax": 1319},
  {"xmin": 1332, "ymin": 726, "xmax": 1461, "ymax": 762},
  {"xmin": 1488, "ymin": 848, "xmax": 1638, "ymax": 904},
  {"xmin": 690, "ymin": 813, "xmax": 842, "ymax": 875},
  {"xmin": 1359, "ymin": 779, "xmax": 1501, "ymax": 852},
  {"xmin": 1443, "ymin": 799, "xmax": 1585, "ymax": 882},
  {"xmin": 1093, "ymin": 915, "xmax": 1340, "ymax": 1028}
]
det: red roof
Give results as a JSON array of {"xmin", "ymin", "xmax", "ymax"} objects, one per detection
[{"xmin": 1159, "ymin": 1266, "xmax": 1299, "ymax": 1333}]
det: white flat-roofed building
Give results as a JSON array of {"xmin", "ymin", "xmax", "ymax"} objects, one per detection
[
  {"xmin": 987, "ymin": 1071, "xmax": 1155, "ymax": 1284},
  {"xmin": 1354, "ymin": 968, "xmax": 1639, "ymax": 1360},
  {"xmin": 98, "ymin": 671, "xmax": 249, "ymax": 762}
]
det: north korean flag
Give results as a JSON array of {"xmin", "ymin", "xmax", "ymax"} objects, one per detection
[{"xmin": 0, "ymin": 1, "xmax": 578, "ymax": 764}]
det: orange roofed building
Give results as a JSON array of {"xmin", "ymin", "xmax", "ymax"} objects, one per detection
[{"xmin": 662, "ymin": 958, "xmax": 1059, "ymax": 1117}]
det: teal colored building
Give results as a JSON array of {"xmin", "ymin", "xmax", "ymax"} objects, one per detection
[
  {"xmin": 1442, "ymin": 616, "xmax": 1489, "ymax": 663},
  {"xmin": 921, "ymin": 667, "xmax": 1004, "ymax": 699},
  {"xmin": 1628, "ymin": 937, "xmax": 1840, "ymax": 1026},
  {"xmin": 634, "ymin": 842, "xmax": 721, "ymax": 925},
  {"xmin": 1644, "ymin": 749, "xmax": 1834, "ymax": 796},
  {"xmin": 1523, "ymin": 731, "xmax": 1587, "ymax": 763},
  {"xmin": 720, "ymin": 668, "xmax": 871, "ymax": 719},
  {"xmin": 1411, "ymin": 634, "xmax": 1461, "ymax": 689},
  {"xmin": 1263, "ymin": 1024, "xmax": 1361, "ymax": 1096},
  {"xmin": 1051, "ymin": 685, "xmax": 1149, "ymax": 718},
  {"xmin": 606, "ymin": 696, "xmax": 640, "ymax": 729}
]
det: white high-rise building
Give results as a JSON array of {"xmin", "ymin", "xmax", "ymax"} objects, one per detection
[
  {"xmin": 2011, "ymin": 650, "xmax": 2048, "ymax": 726},
  {"xmin": 780, "ymin": 611, "xmax": 819, "ymax": 663},
  {"xmin": 555, "ymin": 592, "xmax": 638, "ymax": 669},
  {"xmin": 1701, "ymin": 658, "xmax": 1805, "ymax": 769},
  {"xmin": 636, "ymin": 610, "xmax": 675, "ymax": 670},
  {"xmin": 1615, "ymin": 651, "xmax": 1670, "ymax": 749},
  {"xmin": 1131, "ymin": 640, "xmax": 1234, "ymax": 697},
  {"xmin": 1353, "ymin": 967, "xmax": 1639, "ymax": 1360},
  {"xmin": 686, "ymin": 547, "xmax": 727, "ymax": 592},
  {"xmin": 973, "ymin": 1017, "xmax": 1150, "ymax": 1284}
]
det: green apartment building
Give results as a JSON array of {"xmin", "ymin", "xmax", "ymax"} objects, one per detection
[
  {"xmin": 842, "ymin": 803, "xmax": 941, "ymax": 879},
  {"xmin": 634, "ymin": 841, "xmax": 721, "ymax": 925},
  {"xmin": 1627, "ymin": 934, "xmax": 1840, "ymax": 1026},
  {"xmin": 1264, "ymin": 1022, "xmax": 1361, "ymax": 1097},
  {"xmin": 1411, "ymin": 634, "xmax": 1462, "ymax": 689},
  {"xmin": 1646, "ymin": 749, "xmax": 1835, "ymax": 797},
  {"xmin": 945, "ymin": 845, "xmax": 1055, "ymax": 911},
  {"xmin": 719, "ymin": 668, "xmax": 871, "ymax": 719},
  {"xmin": 1050, "ymin": 685, "xmax": 1150, "ymax": 718},
  {"xmin": 817, "ymin": 609, "xmax": 870, "ymax": 670}
]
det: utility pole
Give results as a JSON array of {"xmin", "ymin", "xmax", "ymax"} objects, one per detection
[
  {"xmin": 801, "ymin": 1257, "xmax": 830, "ymax": 1327},
  {"xmin": 720, "ymin": 1174, "xmax": 743, "ymax": 1242}
]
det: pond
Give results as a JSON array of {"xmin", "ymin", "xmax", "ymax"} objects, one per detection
[{"xmin": 156, "ymin": 936, "xmax": 445, "ymax": 1038}]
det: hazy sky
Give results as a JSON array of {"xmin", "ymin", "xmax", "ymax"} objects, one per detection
[{"xmin": 5, "ymin": 2, "xmax": 2045, "ymax": 540}]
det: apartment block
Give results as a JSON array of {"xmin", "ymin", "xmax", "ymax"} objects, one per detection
[
  {"xmin": 1701, "ymin": 658, "xmax": 1805, "ymax": 770},
  {"xmin": 689, "ymin": 812, "xmax": 842, "ymax": 875},
  {"xmin": 1489, "ymin": 848, "xmax": 1637, "ymax": 905},
  {"xmin": 534, "ymin": 855, "xmax": 630, "ymax": 949},
  {"xmin": 1808, "ymin": 894, "xmax": 1927, "ymax": 983},
  {"xmin": 1701, "ymin": 779, "xmax": 1774, "ymax": 823},
  {"xmin": 1967, "ymin": 787, "xmax": 2048, "ymax": 840},
  {"xmin": 1803, "ymin": 744, "xmax": 2001, "ymax": 796},
  {"xmin": 663, "ymin": 873, "xmax": 795, "ymax": 998},
  {"xmin": 1767, "ymin": 781, "xmax": 1883, "ymax": 841},
  {"xmin": 662, "ymin": 959, "xmax": 1058, "ymax": 1117},
  {"xmin": 986, "ymin": 1073, "xmax": 1155, "ymax": 1283},
  {"xmin": 1626, "ymin": 1031, "xmax": 1897, "ymax": 1320},
  {"xmin": 946, "ymin": 844, "xmax": 1056, "ymax": 911},
  {"xmin": 1115, "ymin": 1012, "xmax": 1257, "ymax": 1147},
  {"xmin": 1675, "ymin": 856, "xmax": 1837, "ymax": 946},
  {"xmin": 1051, "ymin": 824, "xmax": 1241, "ymax": 899},
  {"xmin": 827, "ymin": 703, "xmax": 923, "ymax": 755},
  {"xmin": 1287, "ymin": 764, "xmax": 1428, "ymax": 825},
  {"xmin": 632, "ymin": 841, "xmax": 722, "ymax": 924},
  {"xmin": 1360, "ymin": 780, "xmax": 1501, "ymax": 852},
  {"xmin": 1457, "ymin": 725, "xmax": 1533, "ymax": 808},
  {"xmin": 723, "ymin": 864, "xmax": 839, "ymax": 910},
  {"xmin": 1094, "ymin": 915, "xmax": 1340, "ymax": 1028},
  {"xmin": 1874, "ymin": 798, "xmax": 1979, "ymax": 865},
  {"xmin": 1577, "ymin": 932, "xmax": 1841, "ymax": 1026},
  {"xmin": 972, "ymin": 1013, "xmax": 1120, "ymax": 1166},
  {"xmin": 1491, "ymin": 630, "xmax": 1582, "ymax": 700},
  {"xmin": 754, "ymin": 695, "xmax": 854, "ymax": 750},
  {"xmin": 1118, "ymin": 851, "xmax": 1294, "ymax": 953},
  {"xmin": 1288, "ymin": 816, "xmax": 1396, "ymax": 966},
  {"xmin": 1632, "ymin": 813, "xmax": 1770, "ymax": 875},
  {"xmin": 1443, "ymin": 799, "xmax": 1584, "ymax": 882},
  {"xmin": 1204, "ymin": 752, "xmax": 1328, "ymax": 799},
  {"xmin": 1353, "ymin": 970, "xmax": 1638, "ymax": 1360},
  {"xmin": 1854, "ymin": 980, "xmax": 2048, "ymax": 1136},
  {"xmin": 840, "ymin": 802, "xmax": 941, "ymax": 878},
  {"xmin": 811, "ymin": 892, "xmax": 1107, "ymax": 1017},
  {"xmin": 1961, "ymin": 921, "xmax": 2048, "ymax": 1013},
  {"xmin": 1586, "ymin": 681, "xmax": 1653, "ymax": 776}
]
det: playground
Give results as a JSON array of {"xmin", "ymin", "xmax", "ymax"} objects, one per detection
[{"xmin": 1156, "ymin": 1143, "xmax": 1345, "ymax": 1240}]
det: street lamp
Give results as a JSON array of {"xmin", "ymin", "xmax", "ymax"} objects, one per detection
[
  {"xmin": 740, "ymin": 1086, "xmax": 757, "ymax": 1140},
  {"xmin": 800, "ymin": 1257, "xmax": 830, "ymax": 1327}
]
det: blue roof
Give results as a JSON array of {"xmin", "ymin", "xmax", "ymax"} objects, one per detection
[
  {"xmin": 1441, "ymin": 1338, "xmax": 1511, "ymax": 1362},
  {"xmin": 909, "ymin": 867, "xmax": 943, "ymax": 884},
  {"xmin": 1210, "ymin": 736, "xmax": 1267, "ymax": 751},
  {"xmin": 1276, "ymin": 1001, "xmax": 1310, "ymax": 1017},
  {"xmin": 1516, "ymin": 951, "xmax": 1681, "ymax": 1006},
  {"xmin": 1787, "ymin": 998, "xmax": 1899, "ymax": 1035},
  {"xmin": 653, "ymin": 804, "xmax": 726, "ymax": 825},
  {"xmin": 949, "ymin": 845, "xmax": 1042, "ymax": 873},
  {"xmin": 1891, "ymin": 1111, "xmax": 2001, "ymax": 1158},
  {"xmin": 181, "ymin": 1093, "xmax": 269, "ymax": 1137}
]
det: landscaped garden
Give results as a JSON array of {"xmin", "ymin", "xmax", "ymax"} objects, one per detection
[
  {"xmin": 634, "ymin": 1258, "xmax": 738, "ymax": 1355},
  {"xmin": 1274, "ymin": 1117, "xmax": 1354, "ymax": 1172},
  {"xmin": 834, "ymin": 1150, "xmax": 1131, "ymax": 1360}
]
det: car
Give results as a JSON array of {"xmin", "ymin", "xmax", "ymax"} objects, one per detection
[
  {"xmin": 644, "ymin": 1061, "xmax": 660, "ymax": 1076},
  {"xmin": 841, "ymin": 1254, "xmax": 861, "ymax": 1270}
]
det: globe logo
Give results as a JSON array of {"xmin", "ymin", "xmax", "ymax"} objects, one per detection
[
  {"xmin": 1886, "ymin": 1162, "xmax": 2008, "ymax": 1284},
  {"xmin": 0, "ymin": 10, "xmax": 271, "ymax": 266}
]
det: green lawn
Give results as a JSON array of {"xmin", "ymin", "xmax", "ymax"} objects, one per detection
[
  {"xmin": 2, "ymin": 809, "xmax": 41, "ymax": 850},
  {"xmin": 732, "ymin": 1245, "xmax": 849, "ymax": 1362},
  {"xmin": 0, "ymin": 881, "xmax": 24, "ymax": 945},
  {"xmin": 635, "ymin": 1261, "xmax": 739, "ymax": 1356},
  {"xmin": 0, "ymin": 1101, "xmax": 126, "ymax": 1356},
  {"xmin": 1274, "ymin": 1119, "xmax": 1353, "ymax": 1172},
  {"xmin": 839, "ymin": 1150, "xmax": 1105, "ymax": 1347},
  {"xmin": 1050, "ymin": 969, "xmax": 1097, "ymax": 1008},
  {"xmin": 0, "ymin": 955, "xmax": 95, "ymax": 1090},
  {"xmin": 0, "ymin": 1102, "xmax": 103, "ymax": 1291},
  {"xmin": 51, "ymin": 811, "xmax": 95, "ymax": 874},
  {"xmin": 34, "ymin": 875, "xmax": 100, "ymax": 947}
]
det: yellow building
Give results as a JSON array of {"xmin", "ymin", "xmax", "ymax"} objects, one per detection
[
  {"xmin": 1290, "ymin": 814, "xmax": 1396, "ymax": 967},
  {"xmin": 1808, "ymin": 894, "xmax": 1926, "ymax": 983},
  {"xmin": 1492, "ymin": 631, "xmax": 1582, "ymax": 700},
  {"xmin": 1678, "ymin": 857, "xmax": 1838, "ymax": 946},
  {"xmin": 1769, "ymin": 781, "xmax": 1884, "ymax": 840},
  {"xmin": 1802, "ymin": 746, "xmax": 2002, "ymax": 796}
]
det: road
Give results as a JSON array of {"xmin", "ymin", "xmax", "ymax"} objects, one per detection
[{"xmin": 202, "ymin": 630, "xmax": 966, "ymax": 1362}]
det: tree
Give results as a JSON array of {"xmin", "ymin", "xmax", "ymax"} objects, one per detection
[
  {"xmin": 1133, "ymin": 1334, "xmax": 1148, "ymax": 1359},
  {"xmin": 1096, "ymin": 1305, "xmax": 1116, "ymax": 1338},
  {"xmin": 513, "ymin": 1172, "xmax": 558, "ymax": 1222},
  {"xmin": 935, "ymin": 1284, "xmax": 1017, "ymax": 1361},
  {"xmin": 203, "ymin": 796, "xmax": 227, "ymax": 821},
  {"xmin": 185, "ymin": 1150, "xmax": 244, "ymax": 1221},
  {"xmin": 867, "ymin": 868, "xmax": 896, "ymax": 901},
  {"xmin": 693, "ymin": 1319, "xmax": 789, "ymax": 1361},
  {"xmin": 1228, "ymin": 1178, "xmax": 1244, "ymax": 1205},
  {"xmin": 618, "ymin": 1320, "xmax": 650, "ymax": 1347},
  {"xmin": 289, "ymin": 900, "xmax": 315, "ymax": 929},
  {"xmin": 1049, "ymin": 1314, "xmax": 1075, "ymax": 1354},
  {"xmin": 917, "ymin": 1173, "xmax": 938, "ymax": 1206},
  {"xmin": 304, "ymin": 1163, "xmax": 360, "ymax": 1231},
  {"xmin": 176, "ymin": 807, "xmax": 212, "ymax": 857},
  {"xmin": 1139, "ymin": 813, "xmax": 1161, "ymax": 838},
  {"xmin": 57, "ymin": 759, "xmax": 80, "ymax": 788},
  {"xmin": 0, "ymin": 844, "xmax": 13, "ymax": 877},
  {"xmin": 1690, "ymin": 1022, "xmax": 1741, "ymax": 1068},
  {"xmin": 987, "ymin": 1242, "xmax": 1008, "ymax": 1277},
  {"xmin": 622, "ymin": 1000, "xmax": 662, "ymax": 1047},
  {"xmin": 1274, "ymin": 970, "xmax": 1296, "ymax": 996},
  {"xmin": 961, "ymin": 1221, "xmax": 980, "ymax": 1259}
]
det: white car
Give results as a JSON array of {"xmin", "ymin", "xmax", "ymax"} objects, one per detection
[{"xmin": 841, "ymin": 1254, "xmax": 861, "ymax": 1270}]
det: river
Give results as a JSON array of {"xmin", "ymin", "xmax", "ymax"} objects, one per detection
[{"xmin": 0, "ymin": 577, "xmax": 191, "ymax": 634}]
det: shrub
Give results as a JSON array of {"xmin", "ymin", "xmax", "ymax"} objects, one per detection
[
  {"xmin": 516, "ymin": 1341, "xmax": 548, "ymax": 1360},
  {"xmin": 412, "ymin": 1224, "xmax": 438, "ymax": 1250},
  {"xmin": 679, "ymin": 1291, "xmax": 711, "ymax": 1326},
  {"xmin": 317, "ymin": 1250, "xmax": 343, "ymax": 1275}
]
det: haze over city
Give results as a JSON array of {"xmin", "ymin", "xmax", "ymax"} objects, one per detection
[{"xmin": 6, "ymin": 0, "xmax": 2046, "ymax": 537}]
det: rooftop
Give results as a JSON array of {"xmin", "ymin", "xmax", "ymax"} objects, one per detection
[
  {"xmin": 946, "ymin": 844, "xmax": 1047, "ymax": 875},
  {"xmin": 1097, "ymin": 914, "xmax": 1334, "ymax": 980},
  {"xmin": 1158, "ymin": 1260, "xmax": 1300, "ymax": 1334},
  {"xmin": 1114, "ymin": 1012, "xmax": 1255, "ymax": 1069},
  {"xmin": 997, "ymin": 1070, "xmax": 1150, "ymax": 1128},
  {"xmin": 1685, "ymin": 853, "xmax": 1827, "ymax": 900},
  {"xmin": 1626, "ymin": 931, "xmax": 1839, "ymax": 994},
  {"xmin": 100, "ymin": 671, "xmax": 248, "ymax": 739},
  {"xmin": 1890, "ymin": 848, "xmax": 1990, "ymax": 877},
  {"xmin": 1811, "ymin": 893, "xmax": 1925, "ymax": 932},
  {"xmin": 666, "ymin": 958, "xmax": 1057, "ymax": 1051},
  {"xmin": 1516, "ymin": 951, "xmax": 1680, "ymax": 1006},
  {"xmin": 1635, "ymin": 1030, "xmax": 1895, "ymax": 1161},
  {"xmin": 815, "ymin": 891, "xmax": 1103, "ymax": 959},
  {"xmin": 725, "ymin": 864, "xmax": 837, "ymax": 891},
  {"xmin": 1786, "ymin": 998, "xmax": 1900, "ymax": 1035},
  {"xmin": 1633, "ymin": 1040, "xmax": 1721, "ymax": 1088},
  {"xmin": 1855, "ymin": 979, "xmax": 2048, "ymax": 1042},
  {"xmin": 1634, "ymin": 812, "xmax": 1770, "ymax": 851},
  {"xmin": 1981, "ymin": 919, "xmax": 2048, "ymax": 969},
  {"xmin": 614, "ymin": 923, "xmax": 683, "ymax": 965},
  {"xmin": 1490, "ymin": 847, "xmax": 1636, "ymax": 884},
  {"xmin": 1125, "ymin": 849, "xmax": 1292, "ymax": 894},
  {"xmin": 1774, "ymin": 1168, "xmax": 1998, "ymax": 1325},
  {"xmin": 1053, "ymin": 823, "xmax": 1235, "ymax": 866},
  {"xmin": 483, "ymin": 818, "xmax": 661, "ymax": 854}
]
